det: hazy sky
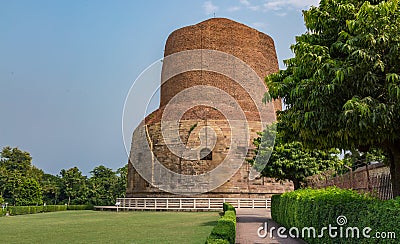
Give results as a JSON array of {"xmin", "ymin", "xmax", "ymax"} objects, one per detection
[{"xmin": 0, "ymin": 0, "xmax": 319, "ymax": 175}]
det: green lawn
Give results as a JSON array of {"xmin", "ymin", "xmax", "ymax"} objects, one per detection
[{"xmin": 0, "ymin": 210, "xmax": 218, "ymax": 244}]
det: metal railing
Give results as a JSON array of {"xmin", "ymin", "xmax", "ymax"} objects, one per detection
[{"xmin": 115, "ymin": 198, "xmax": 271, "ymax": 210}]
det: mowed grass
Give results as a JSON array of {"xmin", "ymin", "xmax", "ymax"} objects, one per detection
[{"xmin": 0, "ymin": 210, "xmax": 218, "ymax": 244}]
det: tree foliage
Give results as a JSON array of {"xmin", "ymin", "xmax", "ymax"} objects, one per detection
[
  {"xmin": 89, "ymin": 165, "xmax": 118, "ymax": 205},
  {"xmin": 60, "ymin": 167, "xmax": 89, "ymax": 205},
  {"xmin": 41, "ymin": 173, "xmax": 61, "ymax": 205},
  {"xmin": 0, "ymin": 146, "xmax": 32, "ymax": 173},
  {"xmin": 266, "ymin": 0, "xmax": 400, "ymax": 196},
  {"xmin": 250, "ymin": 125, "xmax": 343, "ymax": 189},
  {"xmin": 0, "ymin": 146, "xmax": 127, "ymax": 206},
  {"xmin": 0, "ymin": 147, "xmax": 43, "ymax": 205},
  {"xmin": 115, "ymin": 164, "xmax": 128, "ymax": 199},
  {"xmin": 12, "ymin": 177, "xmax": 43, "ymax": 206}
]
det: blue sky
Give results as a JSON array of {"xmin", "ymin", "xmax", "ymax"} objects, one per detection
[{"xmin": 0, "ymin": 0, "xmax": 319, "ymax": 175}]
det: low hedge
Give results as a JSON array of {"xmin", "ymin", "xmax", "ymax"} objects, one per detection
[
  {"xmin": 43, "ymin": 205, "xmax": 68, "ymax": 212},
  {"xmin": 67, "ymin": 204, "xmax": 94, "ymax": 210},
  {"xmin": 1, "ymin": 208, "xmax": 6, "ymax": 217},
  {"xmin": 206, "ymin": 203, "xmax": 236, "ymax": 244},
  {"xmin": 222, "ymin": 202, "xmax": 236, "ymax": 214},
  {"xmin": 9, "ymin": 206, "xmax": 38, "ymax": 215},
  {"xmin": 271, "ymin": 187, "xmax": 400, "ymax": 243},
  {"xmin": 1, "ymin": 204, "xmax": 93, "ymax": 216},
  {"xmin": 8, "ymin": 205, "xmax": 68, "ymax": 215}
]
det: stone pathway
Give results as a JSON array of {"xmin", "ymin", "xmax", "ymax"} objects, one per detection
[{"xmin": 235, "ymin": 209, "xmax": 307, "ymax": 244}]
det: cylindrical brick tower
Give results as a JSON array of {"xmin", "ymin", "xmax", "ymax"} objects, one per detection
[{"xmin": 126, "ymin": 18, "xmax": 293, "ymax": 198}]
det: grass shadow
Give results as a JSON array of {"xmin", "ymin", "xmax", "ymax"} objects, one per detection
[{"xmin": 200, "ymin": 220, "xmax": 217, "ymax": 227}]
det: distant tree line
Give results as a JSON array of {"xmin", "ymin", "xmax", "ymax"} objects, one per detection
[{"xmin": 0, "ymin": 146, "xmax": 127, "ymax": 206}]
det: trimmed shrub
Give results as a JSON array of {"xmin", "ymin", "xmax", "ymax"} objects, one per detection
[
  {"xmin": 4, "ymin": 204, "xmax": 92, "ymax": 216},
  {"xmin": 9, "ymin": 206, "xmax": 31, "ymax": 215},
  {"xmin": 30, "ymin": 206, "xmax": 43, "ymax": 214},
  {"xmin": 1, "ymin": 208, "xmax": 7, "ymax": 217},
  {"xmin": 206, "ymin": 204, "xmax": 236, "ymax": 244},
  {"xmin": 271, "ymin": 187, "xmax": 400, "ymax": 244},
  {"xmin": 206, "ymin": 237, "xmax": 230, "ymax": 244},
  {"xmin": 209, "ymin": 219, "xmax": 235, "ymax": 242},
  {"xmin": 43, "ymin": 205, "xmax": 67, "ymax": 212},
  {"xmin": 222, "ymin": 202, "xmax": 236, "ymax": 214},
  {"xmin": 7, "ymin": 205, "xmax": 68, "ymax": 216},
  {"xmin": 67, "ymin": 205, "xmax": 93, "ymax": 210}
]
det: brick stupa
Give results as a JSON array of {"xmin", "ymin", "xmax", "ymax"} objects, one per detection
[{"xmin": 126, "ymin": 18, "xmax": 293, "ymax": 198}]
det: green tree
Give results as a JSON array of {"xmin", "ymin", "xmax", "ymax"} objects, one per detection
[
  {"xmin": 89, "ymin": 165, "xmax": 117, "ymax": 205},
  {"xmin": 0, "ymin": 146, "xmax": 32, "ymax": 174},
  {"xmin": 251, "ymin": 125, "xmax": 342, "ymax": 189},
  {"xmin": 266, "ymin": 0, "xmax": 400, "ymax": 196},
  {"xmin": 1, "ymin": 172, "xmax": 43, "ymax": 206},
  {"xmin": 59, "ymin": 167, "xmax": 89, "ymax": 205},
  {"xmin": 41, "ymin": 173, "xmax": 61, "ymax": 205},
  {"xmin": 0, "ymin": 166, "xmax": 7, "ymax": 200},
  {"xmin": 0, "ymin": 147, "xmax": 43, "ymax": 205},
  {"xmin": 88, "ymin": 164, "xmax": 127, "ymax": 205},
  {"xmin": 13, "ymin": 177, "xmax": 43, "ymax": 206},
  {"xmin": 114, "ymin": 164, "xmax": 127, "ymax": 198}
]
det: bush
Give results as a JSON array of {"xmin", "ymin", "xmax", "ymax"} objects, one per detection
[
  {"xmin": 9, "ymin": 206, "xmax": 31, "ymax": 215},
  {"xmin": 43, "ymin": 205, "xmax": 67, "ymax": 212},
  {"xmin": 67, "ymin": 205, "xmax": 93, "ymax": 210},
  {"xmin": 206, "ymin": 203, "xmax": 236, "ymax": 244},
  {"xmin": 1, "ymin": 208, "xmax": 7, "ymax": 217},
  {"xmin": 206, "ymin": 237, "xmax": 230, "ymax": 244},
  {"xmin": 4, "ymin": 204, "xmax": 93, "ymax": 216},
  {"xmin": 222, "ymin": 202, "xmax": 236, "ymax": 214},
  {"xmin": 30, "ymin": 206, "xmax": 43, "ymax": 214},
  {"xmin": 271, "ymin": 187, "xmax": 400, "ymax": 244},
  {"xmin": 7, "ymin": 205, "xmax": 68, "ymax": 216},
  {"xmin": 4, "ymin": 205, "xmax": 93, "ymax": 216}
]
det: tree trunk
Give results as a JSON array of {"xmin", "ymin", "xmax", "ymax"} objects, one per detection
[
  {"xmin": 292, "ymin": 179, "xmax": 301, "ymax": 190},
  {"xmin": 388, "ymin": 142, "xmax": 400, "ymax": 197}
]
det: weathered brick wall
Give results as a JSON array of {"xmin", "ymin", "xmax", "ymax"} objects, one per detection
[
  {"xmin": 306, "ymin": 163, "xmax": 393, "ymax": 200},
  {"xmin": 160, "ymin": 18, "xmax": 281, "ymax": 112},
  {"xmin": 127, "ymin": 120, "xmax": 293, "ymax": 198}
]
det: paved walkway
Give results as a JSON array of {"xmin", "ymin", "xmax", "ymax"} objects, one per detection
[{"xmin": 235, "ymin": 209, "xmax": 307, "ymax": 244}]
